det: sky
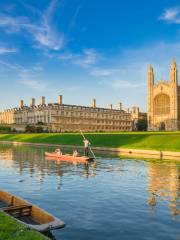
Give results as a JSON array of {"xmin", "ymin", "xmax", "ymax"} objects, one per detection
[{"xmin": 0, "ymin": 0, "xmax": 180, "ymax": 111}]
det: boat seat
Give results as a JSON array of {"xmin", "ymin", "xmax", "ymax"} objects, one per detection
[{"xmin": 4, "ymin": 204, "xmax": 32, "ymax": 218}]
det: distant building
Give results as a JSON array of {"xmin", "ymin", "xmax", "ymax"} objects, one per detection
[
  {"xmin": 131, "ymin": 106, "xmax": 147, "ymax": 130},
  {"xmin": 147, "ymin": 60, "xmax": 180, "ymax": 131},
  {"xmin": 0, "ymin": 96, "xmax": 133, "ymax": 132},
  {"xmin": 0, "ymin": 109, "xmax": 15, "ymax": 125}
]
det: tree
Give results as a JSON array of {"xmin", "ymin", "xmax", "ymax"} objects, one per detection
[
  {"xmin": 25, "ymin": 125, "xmax": 36, "ymax": 133},
  {"xmin": 136, "ymin": 119, "xmax": 147, "ymax": 131},
  {"xmin": 0, "ymin": 125, "xmax": 11, "ymax": 133},
  {"xmin": 36, "ymin": 126, "xmax": 43, "ymax": 133},
  {"xmin": 37, "ymin": 121, "xmax": 44, "ymax": 125},
  {"xmin": 25, "ymin": 124, "xmax": 44, "ymax": 133}
]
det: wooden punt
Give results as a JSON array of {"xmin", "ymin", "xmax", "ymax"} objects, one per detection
[
  {"xmin": 45, "ymin": 152, "xmax": 94, "ymax": 163},
  {"xmin": 0, "ymin": 190, "xmax": 65, "ymax": 232}
]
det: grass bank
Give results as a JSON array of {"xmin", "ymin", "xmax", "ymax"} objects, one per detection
[
  {"xmin": 0, "ymin": 132, "xmax": 180, "ymax": 152},
  {"xmin": 0, "ymin": 212, "xmax": 45, "ymax": 240}
]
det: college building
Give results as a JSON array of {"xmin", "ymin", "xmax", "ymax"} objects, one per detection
[
  {"xmin": 147, "ymin": 60, "xmax": 180, "ymax": 131},
  {"xmin": 0, "ymin": 96, "xmax": 139, "ymax": 132}
]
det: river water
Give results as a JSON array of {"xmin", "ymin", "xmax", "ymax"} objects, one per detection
[{"xmin": 0, "ymin": 144, "xmax": 180, "ymax": 240}]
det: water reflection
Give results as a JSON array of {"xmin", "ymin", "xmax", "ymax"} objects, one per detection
[
  {"xmin": 0, "ymin": 144, "xmax": 97, "ymax": 187},
  {"xmin": 147, "ymin": 161, "xmax": 180, "ymax": 216},
  {"xmin": 1, "ymin": 144, "xmax": 180, "ymax": 239},
  {"xmin": 45, "ymin": 231, "xmax": 57, "ymax": 240},
  {"xmin": 1, "ymin": 145, "xmax": 180, "ymax": 212}
]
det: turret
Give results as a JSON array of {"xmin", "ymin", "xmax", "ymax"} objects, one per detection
[
  {"xmin": 170, "ymin": 59, "xmax": 178, "ymax": 85},
  {"xmin": 148, "ymin": 64, "xmax": 154, "ymax": 87},
  {"xmin": 57, "ymin": 95, "xmax": 63, "ymax": 105},
  {"xmin": 19, "ymin": 100, "xmax": 24, "ymax": 108},
  {"xmin": 40, "ymin": 96, "xmax": 45, "ymax": 105},
  {"xmin": 170, "ymin": 59, "xmax": 178, "ymax": 128},
  {"xmin": 147, "ymin": 64, "xmax": 154, "ymax": 131},
  {"xmin": 30, "ymin": 98, "xmax": 35, "ymax": 107},
  {"xmin": 118, "ymin": 102, "xmax": 122, "ymax": 111},
  {"xmin": 109, "ymin": 104, "xmax": 113, "ymax": 110},
  {"xmin": 92, "ymin": 99, "xmax": 96, "ymax": 108}
]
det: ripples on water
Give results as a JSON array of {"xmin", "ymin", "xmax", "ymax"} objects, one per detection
[{"xmin": 0, "ymin": 144, "xmax": 180, "ymax": 239}]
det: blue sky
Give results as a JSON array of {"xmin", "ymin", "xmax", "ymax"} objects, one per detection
[{"xmin": 0, "ymin": 0, "xmax": 180, "ymax": 111}]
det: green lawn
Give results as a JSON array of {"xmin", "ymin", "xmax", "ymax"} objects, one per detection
[
  {"xmin": 0, "ymin": 132, "xmax": 180, "ymax": 151},
  {"xmin": 0, "ymin": 212, "xmax": 45, "ymax": 240}
]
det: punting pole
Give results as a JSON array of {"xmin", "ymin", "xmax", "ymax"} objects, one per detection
[{"xmin": 80, "ymin": 130, "xmax": 96, "ymax": 160}]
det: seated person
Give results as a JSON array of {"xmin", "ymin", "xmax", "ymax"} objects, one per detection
[
  {"xmin": 73, "ymin": 150, "xmax": 79, "ymax": 157},
  {"xmin": 55, "ymin": 148, "xmax": 62, "ymax": 155}
]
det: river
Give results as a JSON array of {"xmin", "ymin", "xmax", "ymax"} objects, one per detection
[{"xmin": 0, "ymin": 143, "xmax": 180, "ymax": 240}]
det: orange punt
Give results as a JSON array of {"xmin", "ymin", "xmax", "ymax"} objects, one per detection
[{"xmin": 45, "ymin": 152, "xmax": 94, "ymax": 164}]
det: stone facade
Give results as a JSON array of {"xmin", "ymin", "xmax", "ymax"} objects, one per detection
[
  {"xmin": 147, "ymin": 60, "xmax": 180, "ymax": 131},
  {"xmin": 0, "ymin": 96, "xmax": 133, "ymax": 132},
  {"xmin": 0, "ymin": 109, "xmax": 15, "ymax": 125}
]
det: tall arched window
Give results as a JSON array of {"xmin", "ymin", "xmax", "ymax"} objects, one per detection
[{"xmin": 154, "ymin": 94, "xmax": 170, "ymax": 115}]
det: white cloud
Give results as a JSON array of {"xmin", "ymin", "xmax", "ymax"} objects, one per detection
[
  {"xmin": 32, "ymin": 63, "xmax": 43, "ymax": 72},
  {"xmin": 58, "ymin": 52, "xmax": 74, "ymax": 60},
  {"xmin": 0, "ymin": 0, "xmax": 65, "ymax": 51},
  {"xmin": 20, "ymin": 78, "xmax": 47, "ymax": 91},
  {"xmin": 0, "ymin": 59, "xmax": 48, "ymax": 91},
  {"xmin": 68, "ymin": 5, "xmax": 81, "ymax": 29},
  {"xmin": 18, "ymin": 67, "xmax": 49, "ymax": 91},
  {"xmin": 0, "ymin": 46, "xmax": 17, "ymax": 54},
  {"xmin": 58, "ymin": 48, "xmax": 99, "ymax": 68},
  {"xmin": 90, "ymin": 68, "xmax": 120, "ymax": 77},
  {"xmin": 0, "ymin": 59, "xmax": 24, "ymax": 71},
  {"xmin": 74, "ymin": 49, "xmax": 99, "ymax": 67},
  {"xmin": 99, "ymin": 79, "xmax": 145, "ymax": 89},
  {"xmin": 31, "ymin": 0, "xmax": 65, "ymax": 51},
  {"xmin": 159, "ymin": 7, "xmax": 180, "ymax": 24}
]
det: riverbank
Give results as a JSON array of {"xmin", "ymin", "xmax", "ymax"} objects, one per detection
[
  {"xmin": 0, "ymin": 132, "xmax": 180, "ymax": 151},
  {"xmin": 0, "ymin": 132, "xmax": 180, "ymax": 160},
  {"xmin": 0, "ymin": 212, "xmax": 45, "ymax": 240}
]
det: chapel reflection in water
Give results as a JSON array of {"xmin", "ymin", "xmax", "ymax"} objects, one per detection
[{"xmin": 147, "ymin": 161, "xmax": 180, "ymax": 216}]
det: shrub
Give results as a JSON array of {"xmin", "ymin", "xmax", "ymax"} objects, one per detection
[
  {"xmin": 25, "ymin": 125, "xmax": 44, "ymax": 133},
  {"xmin": 136, "ymin": 119, "xmax": 147, "ymax": 131},
  {"xmin": 0, "ymin": 125, "xmax": 12, "ymax": 133}
]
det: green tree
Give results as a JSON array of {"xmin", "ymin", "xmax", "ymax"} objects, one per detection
[
  {"xmin": 25, "ymin": 125, "xmax": 36, "ymax": 133},
  {"xmin": 0, "ymin": 125, "xmax": 11, "ymax": 133},
  {"xmin": 136, "ymin": 119, "xmax": 147, "ymax": 131},
  {"xmin": 36, "ymin": 126, "xmax": 43, "ymax": 133}
]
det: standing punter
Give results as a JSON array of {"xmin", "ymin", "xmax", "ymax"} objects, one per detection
[{"xmin": 83, "ymin": 138, "xmax": 90, "ymax": 156}]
